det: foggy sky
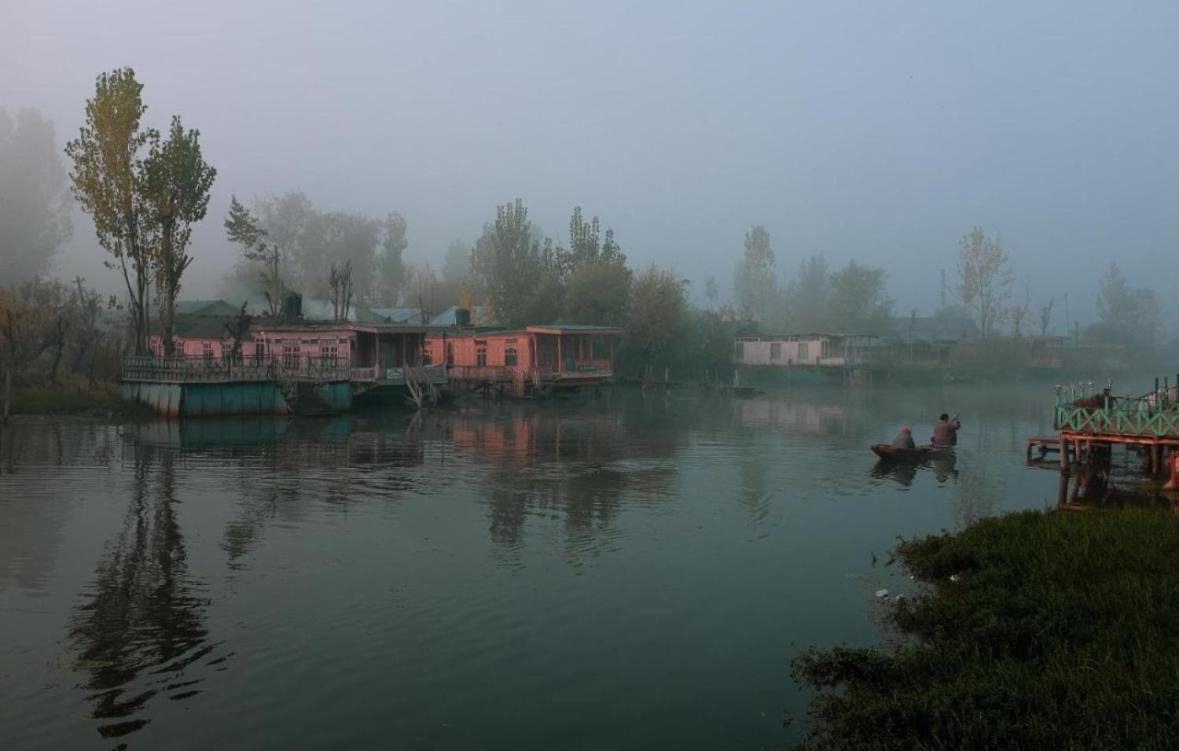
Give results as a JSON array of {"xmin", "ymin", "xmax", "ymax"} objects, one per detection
[{"xmin": 4, "ymin": 0, "xmax": 1178, "ymax": 323}]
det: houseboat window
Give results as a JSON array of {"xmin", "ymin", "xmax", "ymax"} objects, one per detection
[
  {"xmin": 735, "ymin": 341, "xmax": 745, "ymax": 361},
  {"xmin": 321, "ymin": 343, "xmax": 339, "ymax": 364},
  {"xmin": 422, "ymin": 348, "xmax": 432, "ymax": 365},
  {"xmin": 476, "ymin": 346, "xmax": 487, "ymax": 367},
  {"xmin": 505, "ymin": 346, "xmax": 518, "ymax": 366},
  {"xmin": 203, "ymin": 341, "xmax": 214, "ymax": 359},
  {"xmin": 821, "ymin": 339, "xmax": 831, "ymax": 359},
  {"xmin": 282, "ymin": 342, "xmax": 300, "ymax": 367},
  {"xmin": 446, "ymin": 343, "xmax": 454, "ymax": 366},
  {"xmin": 798, "ymin": 342, "xmax": 809, "ymax": 361},
  {"xmin": 770, "ymin": 342, "xmax": 781, "ymax": 361}
]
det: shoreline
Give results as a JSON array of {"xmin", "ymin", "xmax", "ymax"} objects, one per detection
[{"xmin": 790, "ymin": 507, "xmax": 1179, "ymax": 750}]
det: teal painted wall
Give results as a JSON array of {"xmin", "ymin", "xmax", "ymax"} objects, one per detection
[
  {"xmin": 182, "ymin": 382, "xmax": 289, "ymax": 417},
  {"xmin": 319, "ymin": 382, "xmax": 353, "ymax": 413}
]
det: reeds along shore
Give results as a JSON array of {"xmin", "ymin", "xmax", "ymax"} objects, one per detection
[{"xmin": 790, "ymin": 508, "xmax": 1179, "ymax": 751}]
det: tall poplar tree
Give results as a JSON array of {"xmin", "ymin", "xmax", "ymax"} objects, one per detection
[
  {"xmin": 143, "ymin": 116, "xmax": 216, "ymax": 355},
  {"xmin": 65, "ymin": 68, "xmax": 154, "ymax": 353}
]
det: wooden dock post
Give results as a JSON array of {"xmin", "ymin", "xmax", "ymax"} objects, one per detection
[{"xmin": 1060, "ymin": 436, "xmax": 1070, "ymax": 471}]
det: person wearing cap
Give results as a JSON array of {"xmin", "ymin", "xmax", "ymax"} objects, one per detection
[{"xmin": 891, "ymin": 425, "xmax": 916, "ymax": 449}]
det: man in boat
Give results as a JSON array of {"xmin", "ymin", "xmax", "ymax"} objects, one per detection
[
  {"xmin": 891, "ymin": 426, "xmax": 916, "ymax": 449},
  {"xmin": 931, "ymin": 413, "xmax": 960, "ymax": 448}
]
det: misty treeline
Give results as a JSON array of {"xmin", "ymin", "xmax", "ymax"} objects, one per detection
[
  {"xmin": 733, "ymin": 225, "xmax": 894, "ymax": 335},
  {"xmin": 733, "ymin": 222, "xmax": 1168, "ymax": 359},
  {"xmin": 0, "ymin": 105, "xmax": 111, "ymax": 420},
  {"xmin": 461, "ymin": 199, "xmax": 730, "ymax": 381},
  {"xmin": 1, "ymin": 64, "xmax": 1174, "ymax": 404},
  {"xmin": 221, "ymin": 192, "xmax": 424, "ymax": 317}
]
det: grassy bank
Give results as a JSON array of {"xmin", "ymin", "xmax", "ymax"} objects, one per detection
[
  {"xmin": 8, "ymin": 378, "xmax": 124, "ymax": 417},
  {"xmin": 791, "ymin": 508, "xmax": 1179, "ymax": 750}
]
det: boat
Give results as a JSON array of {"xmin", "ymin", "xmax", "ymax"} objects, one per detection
[{"xmin": 870, "ymin": 443, "xmax": 953, "ymax": 462}]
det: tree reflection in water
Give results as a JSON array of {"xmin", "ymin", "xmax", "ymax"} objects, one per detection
[
  {"xmin": 460, "ymin": 407, "xmax": 681, "ymax": 553},
  {"xmin": 69, "ymin": 444, "xmax": 216, "ymax": 742}
]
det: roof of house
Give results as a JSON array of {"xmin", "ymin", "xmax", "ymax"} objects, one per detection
[
  {"xmin": 175, "ymin": 299, "xmax": 242, "ymax": 317},
  {"xmin": 370, "ymin": 307, "xmax": 421, "ymax": 324},
  {"xmin": 172, "ymin": 314, "xmax": 242, "ymax": 339},
  {"xmin": 252, "ymin": 320, "xmax": 431, "ymax": 335},
  {"xmin": 298, "ymin": 298, "xmax": 386, "ymax": 324},
  {"xmin": 735, "ymin": 332, "xmax": 883, "ymax": 341},
  {"xmin": 431, "ymin": 324, "xmax": 621, "ymax": 338},
  {"xmin": 527, "ymin": 324, "xmax": 622, "ymax": 335}
]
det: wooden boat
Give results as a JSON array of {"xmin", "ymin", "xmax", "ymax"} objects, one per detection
[{"xmin": 870, "ymin": 443, "xmax": 953, "ymax": 462}]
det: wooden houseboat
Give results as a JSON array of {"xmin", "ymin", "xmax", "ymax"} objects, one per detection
[
  {"xmin": 128, "ymin": 302, "xmax": 444, "ymax": 417},
  {"xmin": 424, "ymin": 324, "xmax": 619, "ymax": 396}
]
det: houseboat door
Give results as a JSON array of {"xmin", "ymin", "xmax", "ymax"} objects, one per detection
[{"xmin": 379, "ymin": 335, "xmax": 400, "ymax": 372}]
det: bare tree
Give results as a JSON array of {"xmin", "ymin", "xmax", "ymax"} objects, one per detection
[
  {"xmin": 329, "ymin": 261, "xmax": 353, "ymax": 322},
  {"xmin": 957, "ymin": 227, "xmax": 1013, "ymax": 339}
]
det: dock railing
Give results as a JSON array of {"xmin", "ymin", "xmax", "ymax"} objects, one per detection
[{"xmin": 1053, "ymin": 382, "xmax": 1179, "ymax": 438}]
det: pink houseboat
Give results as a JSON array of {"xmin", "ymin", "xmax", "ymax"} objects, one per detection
[
  {"xmin": 424, "ymin": 324, "xmax": 619, "ymax": 396},
  {"xmin": 130, "ymin": 311, "xmax": 444, "ymax": 415}
]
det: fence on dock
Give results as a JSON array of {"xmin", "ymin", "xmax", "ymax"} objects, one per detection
[{"xmin": 1054, "ymin": 381, "xmax": 1179, "ymax": 440}]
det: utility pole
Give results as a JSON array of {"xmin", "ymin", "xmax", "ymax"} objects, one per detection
[{"xmin": 1064, "ymin": 293, "xmax": 1071, "ymax": 341}]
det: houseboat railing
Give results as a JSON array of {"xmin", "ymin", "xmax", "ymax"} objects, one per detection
[
  {"xmin": 123, "ymin": 355, "xmax": 351, "ymax": 384},
  {"xmin": 447, "ymin": 365, "xmax": 515, "ymax": 383},
  {"xmin": 349, "ymin": 364, "xmax": 448, "ymax": 385}
]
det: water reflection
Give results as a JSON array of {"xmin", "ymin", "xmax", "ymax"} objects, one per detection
[
  {"xmin": 869, "ymin": 453, "xmax": 959, "ymax": 488},
  {"xmin": 1056, "ymin": 466, "xmax": 1179, "ymax": 512},
  {"xmin": 449, "ymin": 403, "xmax": 682, "ymax": 552},
  {"xmin": 0, "ymin": 385, "xmax": 1078, "ymax": 750},
  {"xmin": 733, "ymin": 396, "xmax": 850, "ymax": 435},
  {"xmin": 69, "ymin": 444, "xmax": 217, "ymax": 742}
]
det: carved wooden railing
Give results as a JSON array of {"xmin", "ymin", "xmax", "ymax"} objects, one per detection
[{"xmin": 123, "ymin": 355, "xmax": 351, "ymax": 384}]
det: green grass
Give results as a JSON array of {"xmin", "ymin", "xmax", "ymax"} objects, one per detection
[{"xmin": 791, "ymin": 509, "xmax": 1179, "ymax": 750}]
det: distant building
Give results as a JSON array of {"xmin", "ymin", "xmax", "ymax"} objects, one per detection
[
  {"xmin": 733, "ymin": 333, "xmax": 884, "ymax": 384},
  {"xmin": 886, "ymin": 315, "xmax": 980, "ymax": 366},
  {"xmin": 888, "ymin": 315, "xmax": 980, "ymax": 346},
  {"xmin": 734, "ymin": 333, "xmax": 883, "ymax": 367}
]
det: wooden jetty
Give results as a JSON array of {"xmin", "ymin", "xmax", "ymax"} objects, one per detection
[
  {"xmin": 1048, "ymin": 379, "xmax": 1179, "ymax": 477},
  {"xmin": 1025, "ymin": 435, "xmax": 1061, "ymax": 462}
]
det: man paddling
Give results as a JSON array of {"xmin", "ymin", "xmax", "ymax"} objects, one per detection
[{"xmin": 931, "ymin": 413, "xmax": 960, "ymax": 448}]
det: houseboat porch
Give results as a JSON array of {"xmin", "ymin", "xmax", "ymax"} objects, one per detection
[{"xmin": 427, "ymin": 325, "xmax": 619, "ymax": 397}]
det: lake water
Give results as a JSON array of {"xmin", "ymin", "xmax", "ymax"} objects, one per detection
[{"xmin": 1, "ymin": 385, "xmax": 1071, "ymax": 750}]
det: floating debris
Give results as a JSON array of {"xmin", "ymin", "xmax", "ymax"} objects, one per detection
[
  {"xmin": 875, "ymin": 588, "xmax": 889, "ymax": 599},
  {"xmin": 949, "ymin": 574, "xmax": 961, "ymax": 583}
]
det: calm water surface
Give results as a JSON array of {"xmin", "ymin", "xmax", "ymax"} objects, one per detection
[{"xmin": 1, "ymin": 385, "xmax": 1066, "ymax": 750}]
